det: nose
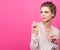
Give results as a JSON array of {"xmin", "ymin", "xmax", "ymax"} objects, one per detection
[{"xmin": 42, "ymin": 12, "xmax": 45, "ymax": 16}]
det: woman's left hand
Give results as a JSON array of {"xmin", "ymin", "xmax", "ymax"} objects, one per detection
[{"xmin": 50, "ymin": 35, "xmax": 58, "ymax": 44}]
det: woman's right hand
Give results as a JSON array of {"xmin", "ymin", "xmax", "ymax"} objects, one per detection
[{"xmin": 32, "ymin": 21, "xmax": 38, "ymax": 35}]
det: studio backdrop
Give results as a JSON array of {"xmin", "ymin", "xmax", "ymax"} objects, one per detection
[{"xmin": 0, "ymin": 0, "xmax": 60, "ymax": 50}]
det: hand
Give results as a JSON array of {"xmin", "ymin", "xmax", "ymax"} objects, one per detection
[
  {"xmin": 50, "ymin": 35, "xmax": 58, "ymax": 44},
  {"xmin": 32, "ymin": 21, "xmax": 38, "ymax": 35}
]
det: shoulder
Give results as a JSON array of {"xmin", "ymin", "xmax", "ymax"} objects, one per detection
[
  {"xmin": 36, "ymin": 22, "xmax": 42, "ymax": 26},
  {"xmin": 52, "ymin": 25, "xmax": 60, "ymax": 38},
  {"xmin": 32, "ymin": 21, "xmax": 42, "ymax": 26},
  {"xmin": 32, "ymin": 21, "xmax": 43, "ymax": 29},
  {"xmin": 52, "ymin": 25, "xmax": 60, "ymax": 35}
]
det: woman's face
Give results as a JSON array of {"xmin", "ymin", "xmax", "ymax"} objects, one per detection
[{"xmin": 40, "ymin": 6, "xmax": 54, "ymax": 22}]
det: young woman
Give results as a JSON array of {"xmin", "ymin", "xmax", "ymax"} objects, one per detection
[{"xmin": 30, "ymin": 1, "xmax": 60, "ymax": 50}]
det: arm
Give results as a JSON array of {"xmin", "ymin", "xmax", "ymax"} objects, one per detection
[
  {"xmin": 30, "ymin": 22, "xmax": 40, "ymax": 50},
  {"xmin": 51, "ymin": 31, "xmax": 60, "ymax": 45},
  {"xmin": 30, "ymin": 33, "xmax": 39, "ymax": 50}
]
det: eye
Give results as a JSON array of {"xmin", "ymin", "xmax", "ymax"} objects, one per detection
[
  {"xmin": 40, "ymin": 11, "xmax": 43, "ymax": 13},
  {"xmin": 45, "ymin": 11, "xmax": 49, "ymax": 13}
]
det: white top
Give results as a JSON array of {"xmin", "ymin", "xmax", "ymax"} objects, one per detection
[{"xmin": 30, "ymin": 22, "xmax": 60, "ymax": 50}]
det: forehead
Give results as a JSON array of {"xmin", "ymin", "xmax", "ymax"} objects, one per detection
[{"xmin": 41, "ymin": 6, "xmax": 51, "ymax": 11}]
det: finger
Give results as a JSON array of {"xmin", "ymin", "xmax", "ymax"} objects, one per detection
[
  {"xmin": 51, "ymin": 36, "xmax": 57, "ymax": 39},
  {"xmin": 33, "ymin": 25, "xmax": 37, "ymax": 28},
  {"xmin": 32, "ymin": 22, "xmax": 37, "ymax": 28}
]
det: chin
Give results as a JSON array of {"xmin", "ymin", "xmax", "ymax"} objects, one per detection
[
  {"xmin": 42, "ymin": 19, "xmax": 51, "ymax": 22},
  {"xmin": 42, "ymin": 20, "xmax": 47, "ymax": 22}
]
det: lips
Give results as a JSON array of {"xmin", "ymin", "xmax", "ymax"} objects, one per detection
[{"xmin": 42, "ymin": 17, "xmax": 46, "ymax": 19}]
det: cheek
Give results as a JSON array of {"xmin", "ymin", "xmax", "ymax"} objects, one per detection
[
  {"xmin": 40, "ymin": 14, "xmax": 41, "ymax": 16},
  {"xmin": 40, "ymin": 14, "xmax": 43, "ymax": 18},
  {"xmin": 46, "ymin": 14, "xmax": 52, "ymax": 18}
]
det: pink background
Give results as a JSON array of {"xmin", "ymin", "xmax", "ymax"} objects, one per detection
[{"xmin": 0, "ymin": 0, "xmax": 60, "ymax": 50}]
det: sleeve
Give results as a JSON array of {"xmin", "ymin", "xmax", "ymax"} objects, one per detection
[
  {"xmin": 30, "ymin": 24, "xmax": 40, "ymax": 50},
  {"xmin": 54, "ymin": 30, "xmax": 60, "ymax": 45},
  {"xmin": 57, "ymin": 30, "xmax": 60, "ymax": 39},
  {"xmin": 58, "ymin": 31, "xmax": 60, "ymax": 38}
]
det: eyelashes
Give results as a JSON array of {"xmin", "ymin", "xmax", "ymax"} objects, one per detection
[
  {"xmin": 40, "ymin": 11, "xmax": 49, "ymax": 13},
  {"xmin": 45, "ymin": 11, "xmax": 49, "ymax": 13},
  {"xmin": 40, "ymin": 11, "xmax": 43, "ymax": 13}
]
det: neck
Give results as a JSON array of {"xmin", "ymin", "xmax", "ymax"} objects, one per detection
[{"xmin": 43, "ymin": 21, "xmax": 51, "ymax": 29}]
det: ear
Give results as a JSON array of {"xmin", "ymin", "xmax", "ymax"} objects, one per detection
[
  {"xmin": 52, "ymin": 13, "xmax": 54, "ymax": 17},
  {"xmin": 51, "ymin": 13, "xmax": 54, "ymax": 18}
]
